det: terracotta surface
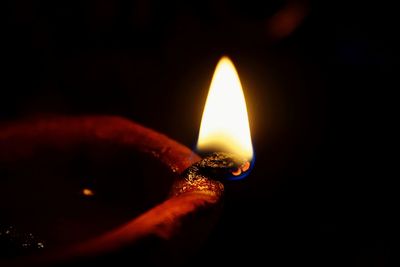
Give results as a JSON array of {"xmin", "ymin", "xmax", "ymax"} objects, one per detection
[{"xmin": 0, "ymin": 116, "xmax": 223, "ymax": 266}]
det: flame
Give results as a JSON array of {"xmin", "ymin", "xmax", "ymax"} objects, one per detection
[{"xmin": 197, "ymin": 56, "xmax": 253, "ymax": 161}]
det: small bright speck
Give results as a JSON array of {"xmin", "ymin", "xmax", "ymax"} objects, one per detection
[{"xmin": 82, "ymin": 188, "xmax": 94, "ymax": 196}]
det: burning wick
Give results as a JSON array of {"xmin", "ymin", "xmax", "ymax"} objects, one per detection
[
  {"xmin": 173, "ymin": 56, "xmax": 254, "ymax": 195},
  {"xmin": 197, "ymin": 56, "xmax": 253, "ymax": 178}
]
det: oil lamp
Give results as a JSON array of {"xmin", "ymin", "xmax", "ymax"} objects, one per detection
[{"xmin": 0, "ymin": 56, "xmax": 253, "ymax": 266}]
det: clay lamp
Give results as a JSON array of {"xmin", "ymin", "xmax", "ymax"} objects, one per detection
[{"xmin": 0, "ymin": 57, "xmax": 253, "ymax": 266}]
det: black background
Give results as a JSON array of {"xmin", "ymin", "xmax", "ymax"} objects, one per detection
[{"xmin": 2, "ymin": 0, "xmax": 396, "ymax": 266}]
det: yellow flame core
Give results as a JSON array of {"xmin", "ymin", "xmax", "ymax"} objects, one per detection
[{"xmin": 197, "ymin": 57, "xmax": 253, "ymax": 161}]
